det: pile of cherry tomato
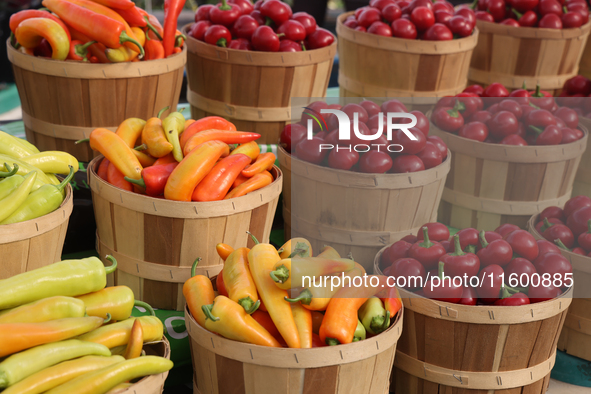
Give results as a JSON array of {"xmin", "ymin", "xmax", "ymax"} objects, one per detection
[
  {"xmin": 533, "ymin": 195, "xmax": 591, "ymax": 256},
  {"xmin": 431, "ymin": 82, "xmax": 584, "ymax": 145},
  {"xmin": 343, "ymin": 0, "xmax": 476, "ymax": 40},
  {"xmin": 280, "ymin": 99, "xmax": 449, "ymax": 174},
  {"xmin": 189, "ymin": 0, "xmax": 335, "ymax": 51},
  {"xmin": 557, "ymin": 75, "xmax": 591, "ymax": 117},
  {"xmin": 379, "ymin": 217, "xmax": 574, "ymax": 306},
  {"xmin": 474, "ymin": 0, "xmax": 589, "ymax": 29}
]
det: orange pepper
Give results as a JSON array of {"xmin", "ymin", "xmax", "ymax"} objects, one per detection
[
  {"xmin": 97, "ymin": 158, "xmax": 110, "ymax": 181},
  {"xmin": 242, "ymin": 152, "xmax": 276, "ymax": 177},
  {"xmin": 183, "ymin": 130, "xmax": 261, "ymax": 156},
  {"xmin": 184, "ymin": 119, "xmax": 196, "ymax": 130},
  {"xmin": 69, "ymin": 27, "xmax": 109, "ymax": 64},
  {"xmin": 222, "ymin": 248, "xmax": 259, "ymax": 314},
  {"xmin": 142, "ymin": 118, "xmax": 173, "ymax": 158},
  {"xmin": 132, "ymin": 150, "xmax": 156, "ymax": 167},
  {"xmin": 230, "ymin": 141, "xmax": 260, "ymax": 163},
  {"xmin": 216, "ymin": 243, "xmax": 234, "ymax": 261},
  {"xmin": 87, "ymin": 128, "xmax": 142, "ymax": 180},
  {"xmin": 180, "ymin": 117, "xmax": 237, "ymax": 150},
  {"xmin": 381, "ymin": 286, "xmax": 403, "ymax": 318},
  {"xmin": 311, "ymin": 311, "xmax": 324, "ymax": 334},
  {"xmin": 107, "ymin": 162, "xmax": 133, "ymax": 192},
  {"xmin": 216, "ymin": 273, "xmax": 229, "ymax": 297},
  {"xmin": 122, "ymin": 319, "xmax": 143, "ymax": 359},
  {"xmin": 153, "ymin": 153, "xmax": 177, "ymax": 166},
  {"xmin": 14, "ymin": 18, "xmax": 70, "ymax": 60},
  {"xmin": 224, "ymin": 171, "xmax": 273, "ymax": 200},
  {"xmin": 192, "ymin": 154, "xmax": 251, "ymax": 202},
  {"xmin": 183, "ymin": 259, "xmax": 215, "ymax": 328},
  {"xmin": 164, "ymin": 140, "xmax": 229, "ymax": 201},
  {"xmin": 291, "ymin": 302, "xmax": 313, "ymax": 349},
  {"xmin": 144, "ymin": 38, "xmax": 164, "ymax": 60},
  {"xmin": 232, "ymin": 173, "xmax": 249, "ymax": 189},
  {"xmin": 116, "ymin": 118, "xmax": 146, "ymax": 147},
  {"xmin": 251, "ymin": 310, "xmax": 286, "ymax": 346}
]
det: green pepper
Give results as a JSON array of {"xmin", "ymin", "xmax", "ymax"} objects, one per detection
[
  {"xmin": 0, "ymin": 171, "xmax": 37, "ymax": 223},
  {"xmin": 0, "ymin": 256, "xmax": 117, "ymax": 310},
  {"xmin": 353, "ymin": 319, "xmax": 366, "ymax": 342},
  {"xmin": 162, "ymin": 109, "xmax": 185, "ymax": 162},
  {"xmin": 358, "ymin": 296, "xmax": 390, "ymax": 335},
  {"xmin": 0, "ymin": 174, "xmax": 25, "ymax": 201},
  {"xmin": 1, "ymin": 165, "xmax": 74, "ymax": 225}
]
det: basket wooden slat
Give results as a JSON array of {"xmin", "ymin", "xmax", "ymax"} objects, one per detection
[
  {"xmin": 573, "ymin": 116, "xmax": 591, "ymax": 196},
  {"xmin": 184, "ymin": 24, "xmax": 336, "ymax": 145},
  {"xmin": 373, "ymin": 247, "xmax": 572, "ymax": 393},
  {"xmin": 469, "ymin": 21, "xmax": 591, "ymax": 92},
  {"xmin": 337, "ymin": 12, "xmax": 478, "ymax": 103},
  {"xmin": 0, "ymin": 184, "xmax": 73, "ymax": 279},
  {"xmin": 89, "ymin": 156, "xmax": 281, "ymax": 311},
  {"xmin": 527, "ymin": 214, "xmax": 591, "ymax": 362},
  {"xmin": 279, "ymin": 145, "xmax": 450, "ymax": 271},
  {"xmin": 186, "ymin": 300, "xmax": 403, "ymax": 394},
  {"xmin": 432, "ymin": 122, "xmax": 588, "ymax": 230},
  {"xmin": 7, "ymin": 43, "xmax": 186, "ymax": 162}
]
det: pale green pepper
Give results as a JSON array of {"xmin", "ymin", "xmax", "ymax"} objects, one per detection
[
  {"xmin": 0, "ymin": 171, "xmax": 37, "ymax": 222},
  {"xmin": 353, "ymin": 319, "xmax": 366, "ymax": 342},
  {"xmin": 358, "ymin": 296, "xmax": 390, "ymax": 335},
  {"xmin": 162, "ymin": 109, "xmax": 185, "ymax": 162}
]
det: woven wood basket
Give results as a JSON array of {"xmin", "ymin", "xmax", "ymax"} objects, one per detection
[
  {"xmin": 433, "ymin": 122, "xmax": 588, "ymax": 230},
  {"xmin": 579, "ymin": 38, "xmax": 591, "ymax": 79},
  {"xmin": 0, "ymin": 183, "xmax": 73, "ymax": 279},
  {"xmin": 469, "ymin": 21, "xmax": 591, "ymax": 93},
  {"xmin": 185, "ymin": 278, "xmax": 404, "ymax": 394},
  {"xmin": 374, "ymin": 247, "xmax": 572, "ymax": 393},
  {"xmin": 337, "ymin": 12, "xmax": 478, "ymax": 104},
  {"xmin": 573, "ymin": 116, "xmax": 591, "ymax": 196},
  {"xmin": 528, "ymin": 214, "xmax": 591, "ymax": 362},
  {"xmin": 278, "ymin": 145, "xmax": 450, "ymax": 272},
  {"xmin": 88, "ymin": 156, "xmax": 281, "ymax": 311},
  {"xmin": 183, "ymin": 24, "xmax": 336, "ymax": 145},
  {"xmin": 7, "ymin": 42, "xmax": 186, "ymax": 162}
]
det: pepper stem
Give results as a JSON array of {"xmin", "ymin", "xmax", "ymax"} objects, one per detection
[
  {"xmin": 238, "ymin": 297, "xmax": 260, "ymax": 314},
  {"xmin": 541, "ymin": 217, "xmax": 554, "ymax": 233},
  {"xmin": 75, "ymin": 138, "xmax": 89, "ymax": 144},
  {"xmin": 191, "ymin": 257, "xmax": 201, "ymax": 277},
  {"xmin": 522, "ymin": 80, "xmax": 527, "ymax": 89},
  {"xmin": 532, "ymin": 84, "xmax": 543, "ymax": 98},
  {"xmin": 119, "ymin": 31, "xmax": 145, "ymax": 58},
  {"xmin": 499, "ymin": 285, "xmax": 511, "ymax": 299},
  {"xmin": 175, "ymin": 34, "xmax": 186, "ymax": 47},
  {"xmin": 529, "ymin": 125, "xmax": 544, "ymax": 135},
  {"xmin": 449, "ymin": 235, "xmax": 465, "ymax": 256},
  {"xmin": 284, "ymin": 289, "xmax": 313, "ymax": 305},
  {"xmin": 438, "ymin": 261, "xmax": 445, "ymax": 279},
  {"xmin": 219, "ymin": 0, "xmax": 231, "ymax": 10},
  {"xmin": 288, "ymin": 241, "xmax": 310, "ymax": 258},
  {"xmin": 216, "ymin": 37, "xmax": 228, "ymax": 47},
  {"xmin": 134, "ymin": 144, "xmax": 147, "ymax": 151},
  {"xmin": 418, "ymin": 227, "xmax": 433, "ymax": 248},
  {"xmin": 75, "ymin": 41, "xmax": 96, "ymax": 58},
  {"xmin": 478, "ymin": 230, "xmax": 489, "ymax": 248},
  {"xmin": 56, "ymin": 166, "xmax": 75, "ymax": 192},
  {"xmin": 157, "ymin": 106, "xmax": 170, "ymax": 119},
  {"xmin": 144, "ymin": 17, "xmax": 163, "ymax": 40},
  {"xmin": 124, "ymin": 177, "xmax": 146, "ymax": 189},
  {"xmin": 246, "ymin": 231, "xmax": 259, "ymax": 245},
  {"xmin": 202, "ymin": 304, "xmax": 220, "ymax": 321},
  {"xmin": 134, "ymin": 300, "xmax": 156, "ymax": 316},
  {"xmin": 270, "ymin": 265, "xmax": 289, "ymax": 284},
  {"xmin": 326, "ymin": 338, "xmax": 339, "ymax": 346},
  {"xmin": 105, "ymin": 255, "xmax": 118, "ymax": 274},
  {"xmin": 103, "ymin": 313, "xmax": 112, "ymax": 324},
  {"xmin": 370, "ymin": 310, "xmax": 391, "ymax": 334},
  {"xmin": 0, "ymin": 163, "xmax": 18, "ymax": 177},
  {"xmin": 554, "ymin": 238, "xmax": 571, "ymax": 251},
  {"xmin": 512, "ymin": 8, "xmax": 523, "ymax": 18}
]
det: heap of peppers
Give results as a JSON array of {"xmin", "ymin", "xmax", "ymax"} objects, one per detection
[
  {"xmin": 184, "ymin": 235, "xmax": 403, "ymax": 348},
  {"xmin": 0, "ymin": 256, "xmax": 172, "ymax": 393},
  {"xmin": 9, "ymin": 0, "xmax": 186, "ymax": 62},
  {"xmin": 83, "ymin": 110, "xmax": 277, "ymax": 201},
  {"xmin": 0, "ymin": 130, "xmax": 80, "ymax": 225}
]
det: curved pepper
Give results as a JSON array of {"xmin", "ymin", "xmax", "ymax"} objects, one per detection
[
  {"xmin": 0, "ymin": 340, "xmax": 111, "ymax": 389},
  {"xmin": 122, "ymin": 319, "xmax": 143, "ymax": 359},
  {"xmin": 1, "ymin": 166, "xmax": 74, "ymax": 225},
  {"xmin": 380, "ymin": 286, "xmax": 402, "ymax": 319},
  {"xmin": 106, "ymin": 26, "xmax": 144, "ymax": 62},
  {"xmin": 223, "ymin": 248, "xmax": 259, "ymax": 314},
  {"xmin": 162, "ymin": 0, "xmax": 185, "ymax": 57},
  {"xmin": 224, "ymin": 171, "xmax": 273, "ymax": 200},
  {"xmin": 44, "ymin": 356, "xmax": 173, "ymax": 394},
  {"xmin": 353, "ymin": 319, "xmax": 366, "ymax": 342},
  {"xmin": 125, "ymin": 162, "xmax": 178, "ymax": 197},
  {"xmin": 0, "ymin": 173, "xmax": 24, "ymax": 200},
  {"xmin": 192, "ymin": 153, "xmax": 251, "ymax": 201},
  {"xmin": 202, "ymin": 296, "xmax": 281, "ymax": 347},
  {"xmin": 106, "ymin": 162, "xmax": 133, "ymax": 192},
  {"xmin": 9, "ymin": 9, "xmax": 71, "ymax": 41},
  {"xmin": 142, "ymin": 117, "xmax": 173, "ymax": 158},
  {"xmin": 162, "ymin": 109, "xmax": 186, "ymax": 162},
  {"xmin": 216, "ymin": 243, "xmax": 234, "ymax": 261},
  {"xmin": 183, "ymin": 130, "xmax": 261, "ymax": 156},
  {"xmin": 278, "ymin": 237, "xmax": 313, "ymax": 259},
  {"xmin": 0, "ymin": 130, "xmax": 36, "ymax": 158},
  {"xmin": 115, "ymin": 6, "xmax": 147, "ymax": 27},
  {"xmin": 0, "ymin": 171, "xmax": 37, "ymax": 223},
  {"xmin": 1, "ymin": 355, "xmax": 124, "ymax": 394},
  {"xmin": 132, "ymin": 149, "xmax": 156, "ymax": 167},
  {"xmin": 164, "ymin": 140, "xmax": 230, "ymax": 201},
  {"xmin": 69, "ymin": 27, "xmax": 109, "ymax": 63},
  {"xmin": 229, "ymin": 141, "xmax": 260, "ymax": 162},
  {"xmin": 317, "ymin": 245, "xmax": 341, "ymax": 259},
  {"xmin": 183, "ymin": 258, "xmax": 215, "ymax": 328},
  {"xmin": 358, "ymin": 297, "xmax": 390, "ymax": 335},
  {"xmin": 270, "ymin": 256, "xmax": 356, "ymax": 290},
  {"xmin": 67, "ymin": 40, "xmax": 96, "ymax": 61},
  {"xmin": 14, "ymin": 18, "xmax": 70, "ymax": 60},
  {"xmin": 242, "ymin": 152, "xmax": 276, "ymax": 177},
  {"xmin": 144, "ymin": 38, "xmax": 164, "ymax": 60},
  {"xmin": 0, "ymin": 154, "xmax": 54, "ymax": 185},
  {"xmin": 115, "ymin": 118, "xmax": 146, "ymax": 147},
  {"xmin": 76, "ymin": 315, "xmax": 163, "ymax": 349},
  {"xmin": 21, "ymin": 151, "xmax": 78, "ymax": 175},
  {"xmin": 85, "ymin": 128, "xmax": 143, "ymax": 180},
  {"xmin": 0, "ymin": 296, "xmax": 85, "ymax": 324},
  {"xmin": 77, "ymin": 286, "xmax": 154, "ymax": 321},
  {"xmin": 248, "ymin": 236, "xmax": 300, "ymax": 348},
  {"xmin": 291, "ymin": 302, "xmax": 313, "ymax": 348},
  {"xmin": 180, "ymin": 117, "xmax": 237, "ymax": 150},
  {"xmin": 0, "ymin": 256, "xmax": 117, "ymax": 310}
]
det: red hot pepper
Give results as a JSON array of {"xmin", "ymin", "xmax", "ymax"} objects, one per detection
[
  {"xmin": 125, "ymin": 162, "xmax": 178, "ymax": 197},
  {"xmin": 10, "ymin": 9, "xmax": 72, "ymax": 41},
  {"xmin": 530, "ymin": 125, "xmax": 563, "ymax": 145},
  {"xmin": 67, "ymin": 39, "xmax": 96, "ymax": 61},
  {"xmin": 564, "ymin": 195, "xmax": 591, "ymax": 218},
  {"xmin": 577, "ymin": 220, "xmax": 591, "ymax": 252},
  {"xmin": 408, "ymin": 227, "xmax": 446, "ymax": 271},
  {"xmin": 476, "ymin": 264, "xmax": 504, "ymax": 304},
  {"xmin": 380, "ymin": 240, "xmax": 412, "ymax": 270},
  {"xmin": 115, "ymin": 6, "xmax": 147, "ymax": 27},
  {"xmin": 210, "ymin": 0, "xmax": 242, "ymax": 26},
  {"xmin": 456, "ymin": 227, "xmax": 480, "ymax": 253},
  {"xmin": 476, "ymin": 230, "xmax": 513, "ymax": 267},
  {"xmin": 440, "ymin": 234, "xmax": 481, "ymax": 278},
  {"xmin": 540, "ymin": 206, "xmax": 565, "ymax": 222},
  {"xmin": 494, "ymin": 288, "xmax": 530, "ymax": 306},
  {"xmin": 416, "ymin": 223, "xmax": 449, "ymax": 242},
  {"xmin": 459, "ymin": 287, "xmax": 477, "ymax": 305},
  {"xmin": 431, "ymin": 104, "xmax": 464, "ymax": 132},
  {"xmin": 495, "ymin": 223, "xmax": 520, "ymax": 238},
  {"xmin": 542, "ymin": 221, "xmax": 575, "ymax": 249},
  {"xmin": 423, "ymin": 262, "xmax": 463, "ymax": 303},
  {"xmin": 504, "ymin": 230, "xmax": 539, "ymax": 261},
  {"xmin": 163, "ymin": 0, "xmax": 186, "ymax": 57}
]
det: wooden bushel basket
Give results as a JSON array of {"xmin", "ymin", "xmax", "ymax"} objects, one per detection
[
  {"xmin": 7, "ymin": 43, "xmax": 186, "ymax": 162},
  {"xmin": 469, "ymin": 21, "xmax": 591, "ymax": 93},
  {"xmin": 88, "ymin": 156, "xmax": 282, "ymax": 311},
  {"xmin": 183, "ymin": 24, "xmax": 337, "ymax": 145},
  {"xmin": 185, "ymin": 288, "xmax": 404, "ymax": 394},
  {"xmin": 573, "ymin": 116, "xmax": 591, "ymax": 196},
  {"xmin": 528, "ymin": 214, "xmax": 591, "ymax": 362},
  {"xmin": 116, "ymin": 338, "xmax": 171, "ymax": 394},
  {"xmin": 0, "ymin": 184, "xmax": 73, "ymax": 279},
  {"xmin": 278, "ymin": 145, "xmax": 450, "ymax": 272},
  {"xmin": 337, "ymin": 12, "xmax": 478, "ymax": 104},
  {"xmin": 373, "ymin": 247, "xmax": 572, "ymax": 394},
  {"xmin": 433, "ymin": 122, "xmax": 588, "ymax": 230}
]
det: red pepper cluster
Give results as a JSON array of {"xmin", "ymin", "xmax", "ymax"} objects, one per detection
[
  {"xmin": 280, "ymin": 99, "xmax": 449, "ymax": 174},
  {"xmin": 474, "ymin": 0, "xmax": 589, "ymax": 29},
  {"xmin": 557, "ymin": 75, "xmax": 591, "ymax": 117},
  {"xmin": 534, "ymin": 195, "xmax": 591, "ymax": 255},
  {"xmin": 380, "ymin": 222, "xmax": 573, "ymax": 306},
  {"xmin": 189, "ymin": 0, "xmax": 334, "ymax": 51},
  {"xmin": 343, "ymin": 0, "xmax": 476, "ymax": 40},
  {"xmin": 431, "ymin": 83, "xmax": 584, "ymax": 145}
]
